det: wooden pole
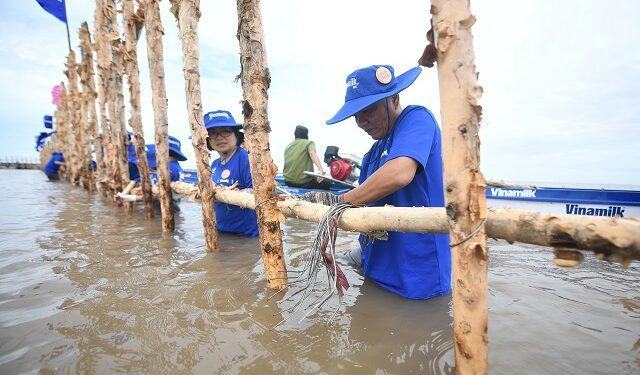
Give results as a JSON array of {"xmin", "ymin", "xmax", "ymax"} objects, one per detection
[
  {"xmin": 53, "ymin": 82, "xmax": 69, "ymax": 178},
  {"xmin": 77, "ymin": 71, "xmax": 91, "ymax": 190},
  {"xmin": 78, "ymin": 23, "xmax": 98, "ymax": 193},
  {"xmin": 94, "ymin": 0, "xmax": 115, "ymax": 194},
  {"xmin": 429, "ymin": 0, "xmax": 488, "ymax": 372},
  {"xmin": 104, "ymin": 0, "xmax": 131, "ymax": 207},
  {"xmin": 236, "ymin": 0, "xmax": 288, "ymax": 288},
  {"xmin": 170, "ymin": 0, "xmax": 219, "ymax": 251},
  {"xmin": 172, "ymin": 181, "xmax": 640, "ymax": 262},
  {"xmin": 65, "ymin": 51, "xmax": 82, "ymax": 186},
  {"xmin": 144, "ymin": 0, "xmax": 175, "ymax": 231},
  {"xmin": 123, "ymin": 0, "xmax": 154, "ymax": 219}
]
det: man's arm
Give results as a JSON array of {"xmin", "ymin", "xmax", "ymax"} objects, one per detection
[
  {"xmin": 308, "ymin": 149, "xmax": 325, "ymax": 175},
  {"xmin": 342, "ymin": 156, "xmax": 417, "ymax": 205}
]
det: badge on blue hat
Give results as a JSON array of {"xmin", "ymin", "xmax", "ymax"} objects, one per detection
[
  {"xmin": 326, "ymin": 65, "xmax": 422, "ymax": 125},
  {"xmin": 204, "ymin": 110, "xmax": 243, "ymax": 130}
]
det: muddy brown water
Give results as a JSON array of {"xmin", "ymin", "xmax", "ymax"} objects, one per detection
[{"xmin": 0, "ymin": 169, "xmax": 638, "ymax": 374}]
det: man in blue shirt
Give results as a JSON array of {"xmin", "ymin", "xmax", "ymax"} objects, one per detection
[
  {"xmin": 324, "ymin": 65, "xmax": 451, "ymax": 300},
  {"xmin": 43, "ymin": 151, "xmax": 64, "ymax": 180}
]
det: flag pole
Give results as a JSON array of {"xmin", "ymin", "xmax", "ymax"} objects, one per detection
[{"xmin": 64, "ymin": 0, "xmax": 71, "ymax": 51}]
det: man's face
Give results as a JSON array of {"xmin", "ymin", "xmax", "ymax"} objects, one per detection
[{"xmin": 354, "ymin": 99, "xmax": 389, "ymax": 140}]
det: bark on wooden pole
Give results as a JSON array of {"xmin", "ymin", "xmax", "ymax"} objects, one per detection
[
  {"xmin": 94, "ymin": 0, "xmax": 115, "ymax": 193},
  {"xmin": 104, "ymin": 0, "xmax": 131, "ymax": 205},
  {"xmin": 429, "ymin": 1, "xmax": 488, "ymax": 372},
  {"xmin": 144, "ymin": 0, "xmax": 175, "ymax": 231},
  {"xmin": 123, "ymin": 0, "xmax": 154, "ymax": 219},
  {"xmin": 77, "ymin": 75, "xmax": 91, "ymax": 191},
  {"xmin": 236, "ymin": 0, "xmax": 288, "ymax": 288},
  {"xmin": 65, "ymin": 51, "xmax": 82, "ymax": 186},
  {"xmin": 79, "ymin": 23, "xmax": 98, "ymax": 193},
  {"xmin": 170, "ymin": 0, "xmax": 219, "ymax": 251},
  {"xmin": 54, "ymin": 82, "xmax": 70, "ymax": 179}
]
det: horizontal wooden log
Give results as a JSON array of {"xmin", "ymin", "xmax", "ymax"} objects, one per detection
[{"xmin": 171, "ymin": 181, "xmax": 640, "ymax": 263}]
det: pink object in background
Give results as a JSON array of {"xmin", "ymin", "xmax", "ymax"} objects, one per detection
[{"xmin": 51, "ymin": 85, "xmax": 62, "ymax": 105}]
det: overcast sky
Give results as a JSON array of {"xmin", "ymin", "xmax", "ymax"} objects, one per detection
[{"xmin": 1, "ymin": 1, "xmax": 638, "ymax": 185}]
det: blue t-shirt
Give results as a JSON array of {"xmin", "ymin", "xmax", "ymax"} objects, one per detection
[
  {"xmin": 129, "ymin": 162, "xmax": 140, "ymax": 182},
  {"xmin": 44, "ymin": 153, "xmax": 64, "ymax": 175},
  {"xmin": 127, "ymin": 143, "xmax": 136, "ymax": 163},
  {"xmin": 211, "ymin": 147, "xmax": 259, "ymax": 237},
  {"xmin": 358, "ymin": 105, "xmax": 451, "ymax": 299},
  {"xmin": 128, "ymin": 144, "xmax": 139, "ymax": 181},
  {"xmin": 169, "ymin": 161, "xmax": 182, "ymax": 182}
]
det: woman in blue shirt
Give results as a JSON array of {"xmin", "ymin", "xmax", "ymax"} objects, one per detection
[{"xmin": 205, "ymin": 110, "xmax": 258, "ymax": 237}]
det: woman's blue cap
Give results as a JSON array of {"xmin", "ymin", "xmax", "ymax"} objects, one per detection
[
  {"xmin": 326, "ymin": 65, "xmax": 422, "ymax": 125},
  {"xmin": 204, "ymin": 110, "xmax": 242, "ymax": 130},
  {"xmin": 168, "ymin": 135, "xmax": 187, "ymax": 161}
]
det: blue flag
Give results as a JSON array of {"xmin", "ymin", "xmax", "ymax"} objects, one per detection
[
  {"xmin": 44, "ymin": 115, "xmax": 53, "ymax": 129},
  {"xmin": 36, "ymin": 131, "xmax": 55, "ymax": 151},
  {"xmin": 35, "ymin": 0, "xmax": 67, "ymax": 23}
]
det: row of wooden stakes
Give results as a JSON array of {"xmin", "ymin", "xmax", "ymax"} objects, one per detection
[
  {"xmin": 39, "ymin": 0, "xmax": 289, "ymax": 287},
  {"xmin": 38, "ymin": 1, "xmax": 638, "ymax": 373}
]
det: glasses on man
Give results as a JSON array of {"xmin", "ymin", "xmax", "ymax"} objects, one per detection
[{"xmin": 208, "ymin": 130, "xmax": 233, "ymax": 139}]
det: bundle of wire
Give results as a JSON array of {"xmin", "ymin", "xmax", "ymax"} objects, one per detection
[{"xmin": 274, "ymin": 202, "xmax": 353, "ymax": 327}]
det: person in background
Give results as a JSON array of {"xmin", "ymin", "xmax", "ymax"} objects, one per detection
[
  {"xmin": 283, "ymin": 125, "xmax": 331, "ymax": 190},
  {"xmin": 128, "ymin": 131, "xmax": 140, "ymax": 182},
  {"xmin": 133, "ymin": 136, "xmax": 186, "ymax": 183},
  {"xmin": 318, "ymin": 64, "xmax": 451, "ymax": 300},
  {"xmin": 43, "ymin": 151, "xmax": 64, "ymax": 181},
  {"xmin": 167, "ymin": 136, "xmax": 187, "ymax": 182},
  {"xmin": 204, "ymin": 109, "xmax": 258, "ymax": 237}
]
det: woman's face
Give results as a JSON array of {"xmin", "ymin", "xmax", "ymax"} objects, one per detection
[{"xmin": 208, "ymin": 127, "xmax": 238, "ymax": 155}]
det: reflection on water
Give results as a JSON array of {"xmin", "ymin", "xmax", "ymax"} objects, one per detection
[{"xmin": 0, "ymin": 170, "xmax": 638, "ymax": 374}]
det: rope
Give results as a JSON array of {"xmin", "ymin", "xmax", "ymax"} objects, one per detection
[
  {"xmin": 274, "ymin": 202, "xmax": 354, "ymax": 328},
  {"xmin": 449, "ymin": 218, "xmax": 487, "ymax": 247}
]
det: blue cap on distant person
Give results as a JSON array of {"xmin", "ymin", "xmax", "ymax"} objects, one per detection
[
  {"xmin": 145, "ymin": 138, "xmax": 187, "ymax": 167},
  {"xmin": 326, "ymin": 65, "xmax": 421, "ymax": 125},
  {"xmin": 204, "ymin": 110, "xmax": 242, "ymax": 129},
  {"xmin": 168, "ymin": 135, "xmax": 187, "ymax": 161}
]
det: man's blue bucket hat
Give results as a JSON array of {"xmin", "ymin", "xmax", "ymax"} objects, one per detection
[
  {"xmin": 204, "ymin": 110, "xmax": 242, "ymax": 130},
  {"xmin": 326, "ymin": 65, "xmax": 422, "ymax": 125},
  {"xmin": 168, "ymin": 135, "xmax": 188, "ymax": 161}
]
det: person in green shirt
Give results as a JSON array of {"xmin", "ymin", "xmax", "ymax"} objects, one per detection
[{"xmin": 283, "ymin": 125, "xmax": 332, "ymax": 190}]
